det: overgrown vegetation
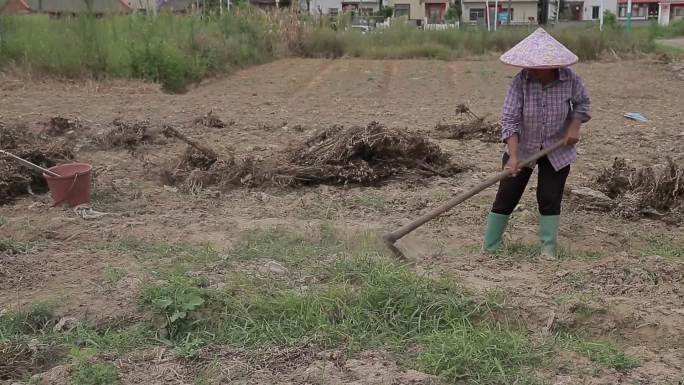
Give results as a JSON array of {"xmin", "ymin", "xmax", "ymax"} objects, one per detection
[
  {"xmin": 0, "ymin": 11, "xmax": 272, "ymax": 92},
  {"xmin": 1, "ymin": 10, "xmax": 682, "ymax": 92}
]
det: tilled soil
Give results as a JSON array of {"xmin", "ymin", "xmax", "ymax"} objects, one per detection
[{"xmin": 1, "ymin": 58, "xmax": 683, "ymax": 384}]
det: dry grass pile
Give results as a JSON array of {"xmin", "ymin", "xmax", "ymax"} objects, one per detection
[
  {"xmin": 97, "ymin": 119, "xmax": 155, "ymax": 151},
  {"xmin": 163, "ymin": 122, "xmax": 464, "ymax": 192},
  {"xmin": 194, "ymin": 110, "xmax": 227, "ymax": 129},
  {"xmin": 0, "ymin": 123, "xmax": 74, "ymax": 205},
  {"xmin": 290, "ymin": 122, "xmax": 463, "ymax": 184},
  {"xmin": 0, "ymin": 339, "xmax": 63, "ymax": 381},
  {"xmin": 597, "ymin": 158, "xmax": 684, "ymax": 222},
  {"xmin": 435, "ymin": 104, "xmax": 500, "ymax": 143}
]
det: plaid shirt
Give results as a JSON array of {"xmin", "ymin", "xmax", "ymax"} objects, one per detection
[{"xmin": 501, "ymin": 68, "xmax": 591, "ymax": 171}]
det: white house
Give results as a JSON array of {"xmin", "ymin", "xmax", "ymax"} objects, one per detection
[
  {"xmin": 462, "ymin": 0, "xmax": 540, "ymax": 25},
  {"xmin": 301, "ymin": 0, "xmax": 343, "ymax": 14}
]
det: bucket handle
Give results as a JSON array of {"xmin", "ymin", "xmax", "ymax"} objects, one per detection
[{"xmin": 51, "ymin": 173, "xmax": 80, "ymax": 207}]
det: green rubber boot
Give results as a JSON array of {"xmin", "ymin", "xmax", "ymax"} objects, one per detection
[
  {"xmin": 482, "ymin": 212, "xmax": 510, "ymax": 254},
  {"xmin": 539, "ymin": 215, "xmax": 561, "ymax": 259}
]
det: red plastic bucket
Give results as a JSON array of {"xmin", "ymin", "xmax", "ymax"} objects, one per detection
[{"xmin": 43, "ymin": 163, "xmax": 93, "ymax": 207}]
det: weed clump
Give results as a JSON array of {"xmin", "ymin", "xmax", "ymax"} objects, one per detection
[
  {"xmin": 97, "ymin": 119, "xmax": 155, "ymax": 151},
  {"xmin": 597, "ymin": 158, "xmax": 684, "ymax": 222},
  {"xmin": 435, "ymin": 104, "xmax": 501, "ymax": 142},
  {"xmin": 194, "ymin": 110, "xmax": 227, "ymax": 129}
]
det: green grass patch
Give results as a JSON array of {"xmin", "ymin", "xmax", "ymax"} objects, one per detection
[
  {"xmin": 0, "ymin": 303, "xmax": 56, "ymax": 338},
  {"xmin": 90, "ymin": 189, "xmax": 122, "ymax": 212},
  {"xmin": 71, "ymin": 361, "xmax": 120, "ymax": 385},
  {"xmin": 352, "ymin": 192, "xmax": 387, "ymax": 212},
  {"xmin": 558, "ymin": 334, "xmax": 640, "ymax": 371},
  {"xmin": 0, "ymin": 216, "xmax": 6, "ymax": 226},
  {"xmin": 136, "ymin": 226, "xmax": 547, "ymax": 384},
  {"xmin": 418, "ymin": 328, "xmax": 545, "ymax": 384},
  {"xmin": 0, "ymin": 237, "xmax": 34, "ymax": 255},
  {"xmin": 645, "ymin": 236, "xmax": 684, "ymax": 259},
  {"xmin": 103, "ymin": 266, "xmax": 126, "ymax": 286}
]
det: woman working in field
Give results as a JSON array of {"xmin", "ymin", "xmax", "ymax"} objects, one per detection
[{"xmin": 482, "ymin": 28, "xmax": 591, "ymax": 259}]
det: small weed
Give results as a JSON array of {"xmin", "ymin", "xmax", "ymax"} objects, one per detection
[
  {"xmin": 561, "ymin": 272, "xmax": 586, "ymax": 289},
  {"xmin": 0, "ymin": 216, "xmax": 6, "ymax": 226},
  {"xmin": 0, "ymin": 238, "xmax": 33, "ymax": 255},
  {"xmin": 90, "ymin": 189, "xmax": 122, "ymax": 211},
  {"xmin": 0, "ymin": 303, "xmax": 56, "ymax": 337},
  {"xmin": 71, "ymin": 361, "xmax": 120, "ymax": 385},
  {"xmin": 103, "ymin": 266, "xmax": 125, "ymax": 287},
  {"xmin": 645, "ymin": 236, "xmax": 684, "ymax": 259},
  {"xmin": 352, "ymin": 192, "xmax": 386, "ymax": 212},
  {"xmin": 558, "ymin": 334, "xmax": 640, "ymax": 371}
]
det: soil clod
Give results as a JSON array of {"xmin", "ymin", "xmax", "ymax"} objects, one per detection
[{"xmin": 435, "ymin": 104, "xmax": 500, "ymax": 142}]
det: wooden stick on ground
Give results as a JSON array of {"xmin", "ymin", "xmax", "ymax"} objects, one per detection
[{"xmin": 162, "ymin": 125, "xmax": 219, "ymax": 161}]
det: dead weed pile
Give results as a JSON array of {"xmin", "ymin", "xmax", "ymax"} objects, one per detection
[
  {"xmin": 194, "ymin": 110, "xmax": 228, "ymax": 129},
  {"xmin": 162, "ymin": 122, "xmax": 464, "ymax": 192},
  {"xmin": 435, "ymin": 104, "xmax": 500, "ymax": 143},
  {"xmin": 0, "ymin": 339, "xmax": 64, "ymax": 381},
  {"xmin": 43, "ymin": 116, "xmax": 81, "ymax": 136},
  {"xmin": 597, "ymin": 158, "xmax": 684, "ymax": 222},
  {"xmin": 0, "ymin": 123, "xmax": 73, "ymax": 205},
  {"xmin": 97, "ymin": 119, "xmax": 155, "ymax": 151}
]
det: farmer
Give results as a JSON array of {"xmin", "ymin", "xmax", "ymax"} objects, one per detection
[{"xmin": 482, "ymin": 28, "xmax": 591, "ymax": 259}]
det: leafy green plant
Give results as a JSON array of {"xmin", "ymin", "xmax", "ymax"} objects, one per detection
[{"xmin": 141, "ymin": 278, "xmax": 207, "ymax": 341}]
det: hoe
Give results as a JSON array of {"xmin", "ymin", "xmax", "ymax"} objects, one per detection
[{"xmin": 382, "ymin": 140, "xmax": 566, "ymax": 259}]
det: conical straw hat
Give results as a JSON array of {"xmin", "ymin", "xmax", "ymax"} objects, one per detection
[{"xmin": 500, "ymin": 28, "xmax": 578, "ymax": 69}]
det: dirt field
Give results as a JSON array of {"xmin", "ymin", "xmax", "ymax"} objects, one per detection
[{"xmin": 1, "ymin": 58, "xmax": 683, "ymax": 384}]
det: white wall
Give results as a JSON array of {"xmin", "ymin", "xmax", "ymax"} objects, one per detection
[
  {"xmin": 581, "ymin": 0, "xmax": 617, "ymax": 20},
  {"xmin": 301, "ymin": 0, "xmax": 342, "ymax": 14}
]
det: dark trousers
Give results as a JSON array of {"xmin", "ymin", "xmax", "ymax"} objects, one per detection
[{"xmin": 491, "ymin": 154, "xmax": 570, "ymax": 216}]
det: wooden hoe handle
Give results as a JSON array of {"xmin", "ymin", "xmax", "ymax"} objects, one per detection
[{"xmin": 382, "ymin": 140, "xmax": 566, "ymax": 254}]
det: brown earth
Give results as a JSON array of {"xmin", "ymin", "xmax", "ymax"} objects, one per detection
[{"xmin": 1, "ymin": 58, "xmax": 683, "ymax": 384}]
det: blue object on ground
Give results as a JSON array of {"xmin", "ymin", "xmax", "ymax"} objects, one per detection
[{"xmin": 624, "ymin": 112, "xmax": 648, "ymax": 122}]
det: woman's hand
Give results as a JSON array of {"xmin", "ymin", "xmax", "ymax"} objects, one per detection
[
  {"xmin": 504, "ymin": 134, "xmax": 521, "ymax": 176},
  {"xmin": 564, "ymin": 119, "xmax": 582, "ymax": 146},
  {"xmin": 505, "ymin": 155, "xmax": 521, "ymax": 176}
]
